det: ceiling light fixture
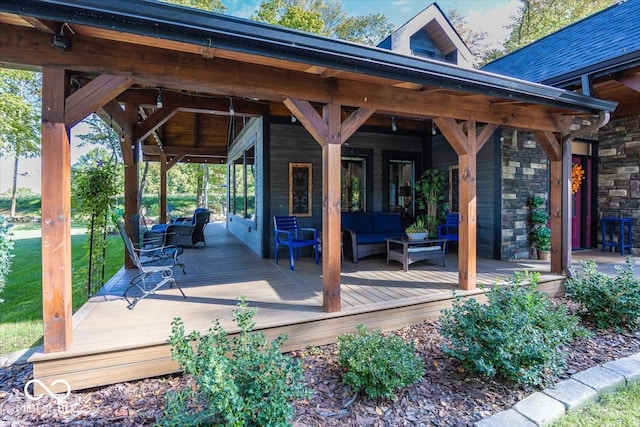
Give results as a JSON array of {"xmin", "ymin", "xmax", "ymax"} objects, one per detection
[
  {"xmin": 52, "ymin": 23, "xmax": 74, "ymax": 52},
  {"xmin": 156, "ymin": 88, "xmax": 163, "ymax": 109},
  {"xmin": 291, "ymin": 114, "xmax": 297, "ymax": 123},
  {"xmin": 391, "ymin": 116, "xmax": 397, "ymax": 132},
  {"xmin": 432, "ymin": 122, "xmax": 437, "ymax": 135}
]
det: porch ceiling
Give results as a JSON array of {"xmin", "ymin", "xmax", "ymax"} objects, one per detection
[{"xmin": 0, "ymin": 0, "xmax": 618, "ymax": 163}]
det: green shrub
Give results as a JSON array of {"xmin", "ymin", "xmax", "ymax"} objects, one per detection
[
  {"xmin": 161, "ymin": 298, "xmax": 309, "ymax": 427},
  {"xmin": 565, "ymin": 258, "xmax": 640, "ymax": 330},
  {"xmin": 337, "ymin": 324, "xmax": 424, "ymax": 399},
  {"xmin": 439, "ymin": 272, "xmax": 588, "ymax": 386}
]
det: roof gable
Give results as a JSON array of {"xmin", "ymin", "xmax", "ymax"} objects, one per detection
[
  {"xmin": 377, "ymin": 2, "xmax": 474, "ymax": 69},
  {"xmin": 482, "ymin": 0, "xmax": 640, "ymax": 85}
]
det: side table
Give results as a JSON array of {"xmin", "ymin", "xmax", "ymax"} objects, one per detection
[
  {"xmin": 601, "ymin": 217, "xmax": 632, "ymax": 255},
  {"xmin": 385, "ymin": 237, "xmax": 447, "ymax": 272}
]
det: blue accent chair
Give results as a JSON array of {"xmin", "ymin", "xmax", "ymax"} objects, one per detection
[{"xmin": 274, "ymin": 216, "xmax": 319, "ymax": 270}]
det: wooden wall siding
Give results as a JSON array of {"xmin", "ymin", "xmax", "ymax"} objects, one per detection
[
  {"xmin": 500, "ymin": 130, "xmax": 550, "ymax": 260},
  {"xmin": 476, "ymin": 131, "xmax": 498, "ymax": 258},
  {"xmin": 597, "ymin": 115, "xmax": 640, "ymax": 255},
  {"xmin": 267, "ymin": 123, "xmax": 425, "ymax": 258},
  {"xmin": 430, "ymin": 133, "xmax": 500, "ymax": 259},
  {"xmin": 227, "ymin": 117, "xmax": 264, "ymax": 256}
]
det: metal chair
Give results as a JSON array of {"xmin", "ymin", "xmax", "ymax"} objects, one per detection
[
  {"xmin": 117, "ymin": 222, "xmax": 187, "ymax": 309},
  {"xmin": 273, "ymin": 216, "xmax": 319, "ymax": 270}
]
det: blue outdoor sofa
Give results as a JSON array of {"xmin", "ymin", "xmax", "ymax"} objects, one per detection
[{"xmin": 342, "ymin": 212, "xmax": 404, "ymax": 262}]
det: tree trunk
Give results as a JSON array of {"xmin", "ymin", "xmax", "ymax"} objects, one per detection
[{"xmin": 10, "ymin": 156, "xmax": 19, "ymax": 218}]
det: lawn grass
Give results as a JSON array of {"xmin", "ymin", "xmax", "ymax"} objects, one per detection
[
  {"xmin": 0, "ymin": 230, "xmax": 123, "ymax": 354},
  {"xmin": 552, "ymin": 381, "xmax": 640, "ymax": 426}
]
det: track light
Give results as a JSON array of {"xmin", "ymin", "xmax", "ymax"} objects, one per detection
[
  {"xmin": 391, "ymin": 116, "xmax": 397, "ymax": 132},
  {"xmin": 229, "ymin": 98, "xmax": 235, "ymax": 116},
  {"xmin": 291, "ymin": 114, "xmax": 297, "ymax": 123},
  {"xmin": 156, "ymin": 88, "xmax": 163, "ymax": 109}
]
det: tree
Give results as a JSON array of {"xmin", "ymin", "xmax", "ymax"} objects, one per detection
[
  {"xmin": 0, "ymin": 69, "xmax": 41, "ymax": 218},
  {"xmin": 446, "ymin": 7, "xmax": 490, "ymax": 68},
  {"xmin": 503, "ymin": 0, "xmax": 616, "ymax": 54},
  {"xmin": 159, "ymin": 0, "xmax": 226, "ymax": 13},
  {"xmin": 252, "ymin": 0, "xmax": 393, "ymax": 45}
]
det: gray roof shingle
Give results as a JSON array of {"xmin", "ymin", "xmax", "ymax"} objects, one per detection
[{"xmin": 482, "ymin": 0, "xmax": 640, "ymax": 85}]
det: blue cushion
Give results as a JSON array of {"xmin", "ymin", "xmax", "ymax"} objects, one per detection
[
  {"xmin": 356, "ymin": 232, "xmax": 401, "ymax": 244},
  {"xmin": 151, "ymin": 223, "xmax": 170, "ymax": 232},
  {"xmin": 372, "ymin": 213, "xmax": 402, "ymax": 233},
  {"xmin": 342, "ymin": 213, "xmax": 374, "ymax": 234}
]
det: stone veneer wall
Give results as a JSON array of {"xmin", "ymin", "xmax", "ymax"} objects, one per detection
[
  {"xmin": 500, "ymin": 130, "xmax": 549, "ymax": 260},
  {"xmin": 597, "ymin": 116, "xmax": 640, "ymax": 255}
]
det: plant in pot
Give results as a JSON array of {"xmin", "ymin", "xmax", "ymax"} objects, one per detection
[
  {"xmin": 528, "ymin": 196, "xmax": 551, "ymax": 260},
  {"xmin": 415, "ymin": 169, "xmax": 447, "ymax": 236},
  {"xmin": 405, "ymin": 217, "xmax": 428, "ymax": 240}
]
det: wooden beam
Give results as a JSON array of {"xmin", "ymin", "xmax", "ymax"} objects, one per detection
[
  {"xmin": 476, "ymin": 123, "xmax": 498, "ymax": 153},
  {"xmin": 432, "ymin": 117, "xmax": 478, "ymax": 290},
  {"xmin": 549, "ymin": 160, "xmax": 563, "ymax": 274},
  {"xmin": 561, "ymin": 138, "xmax": 572, "ymax": 276},
  {"xmin": 166, "ymin": 154, "xmax": 185, "ymax": 170},
  {"xmin": 41, "ymin": 67, "xmax": 73, "ymax": 352},
  {"xmin": 65, "ymin": 74, "xmax": 133, "ymax": 128},
  {"xmin": 283, "ymin": 99, "xmax": 328, "ymax": 144},
  {"xmin": 100, "ymin": 100, "xmax": 134, "ymax": 138},
  {"xmin": 135, "ymin": 107, "xmax": 179, "ymax": 143},
  {"xmin": 534, "ymin": 130, "xmax": 562, "ymax": 162},
  {"xmin": 123, "ymin": 102, "xmax": 139, "ymax": 269},
  {"xmin": 340, "ymin": 107, "xmax": 376, "ymax": 143},
  {"xmin": 0, "ymin": 25, "xmax": 577, "ymax": 133},
  {"xmin": 142, "ymin": 145, "xmax": 227, "ymax": 158}
]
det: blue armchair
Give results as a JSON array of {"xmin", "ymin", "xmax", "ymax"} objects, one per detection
[
  {"xmin": 438, "ymin": 213, "xmax": 459, "ymax": 252},
  {"xmin": 273, "ymin": 216, "xmax": 319, "ymax": 270}
]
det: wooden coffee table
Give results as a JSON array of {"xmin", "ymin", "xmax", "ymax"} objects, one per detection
[{"xmin": 385, "ymin": 237, "xmax": 447, "ymax": 272}]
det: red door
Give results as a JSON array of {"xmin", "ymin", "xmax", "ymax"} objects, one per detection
[{"xmin": 571, "ymin": 156, "xmax": 593, "ymax": 249}]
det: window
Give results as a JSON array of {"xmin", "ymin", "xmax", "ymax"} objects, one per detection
[
  {"xmin": 230, "ymin": 145, "xmax": 256, "ymax": 221},
  {"xmin": 341, "ymin": 156, "xmax": 366, "ymax": 212},
  {"xmin": 389, "ymin": 160, "xmax": 415, "ymax": 217}
]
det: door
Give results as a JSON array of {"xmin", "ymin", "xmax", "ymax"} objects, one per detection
[{"xmin": 571, "ymin": 155, "xmax": 594, "ymax": 249}]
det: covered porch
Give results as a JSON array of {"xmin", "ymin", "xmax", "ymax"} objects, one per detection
[{"xmin": 31, "ymin": 222, "xmax": 570, "ymax": 392}]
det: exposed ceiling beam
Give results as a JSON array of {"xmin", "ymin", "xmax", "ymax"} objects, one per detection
[{"xmin": 0, "ymin": 24, "xmax": 576, "ymax": 133}]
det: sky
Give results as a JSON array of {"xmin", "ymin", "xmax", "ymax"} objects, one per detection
[{"xmin": 0, "ymin": 0, "xmax": 520, "ymax": 195}]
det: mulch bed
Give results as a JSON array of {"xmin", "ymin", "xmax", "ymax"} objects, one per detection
[{"xmin": 2, "ymin": 298, "xmax": 640, "ymax": 426}]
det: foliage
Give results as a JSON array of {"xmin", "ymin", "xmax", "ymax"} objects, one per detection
[
  {"xmin": 439, "ymin": 272, "xmax": 588, "ymax": 386},
  {"xmin": 414, "ymin": 169, "xmax": 447, "ymax": 235},
  {"xmin": 446, "ymin": 6, "xmax": 490, "ymax": 67},
  {"xmin": 252, "ymin": 0, "xmax": 393, "ymax": 45},
  {"xmin": 337, "ymin": 324, "xmax": 424, "ymax": 399},
  {"xmin": 565, "ymin": 258, "xmax": 640, "ymax": 330},
  {"xmin": 162, "ymin": 297, "xmax": 308, "ymax": 427},
  {"xmin": 160, "ymin": 0, "xmax": 226, "ymax": 13},
  {"xmin": 502, "ymin": 0, "xmax": 616, "ymax": 54},
  {"xmin": 0, "ymin": 214, "xmax": 15, "ymax": 301},
  {"xmin": 571, "ymin": 163, "xmax": 585, "ymax": 194},
  {"xmin": 528, "ymin": 195, "xmax": 551, "ymax": 251},
  {"xmin": 405, "ymin": 217, "xmax": 427, "ymax": 234},
  {"xmin": 75, "ymin": 115, "xmax": 123, "ymax": 163},
  {"xmin": 0, "ymin": 232, "xmax": 123, "ymax": 354},
  {"xmin": 72, "ymin": 157, "xmax": 121, "ymax": 296}
]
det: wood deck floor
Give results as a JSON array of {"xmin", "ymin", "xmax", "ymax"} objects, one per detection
[{"xmin": 31, "ymin": 222, "xmax": 629, "ymax": 392}]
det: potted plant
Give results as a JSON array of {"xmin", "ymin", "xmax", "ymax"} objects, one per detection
[
  {"xmin": 414, "ymin": 169, "xmax": 447, "ymax": 236},
  {"xmin": 405, "ymin": 217, "xmax": 428, "ymax": 240},
  {"xmin": 528, "ymin": 196, "xmax": 551, "ymax": 260}
]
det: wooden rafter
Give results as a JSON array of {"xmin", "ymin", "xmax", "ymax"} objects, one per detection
[{"xmin": 65, "ymin": 74, "xmax": 133, "ymax": 128}]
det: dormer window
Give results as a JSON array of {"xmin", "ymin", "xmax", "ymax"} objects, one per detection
[{"xmin": 411, "ymin": 47, "xmax": 435, "ymax": 59}]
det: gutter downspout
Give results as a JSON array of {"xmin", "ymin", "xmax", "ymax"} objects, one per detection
[{"xmin": 561, "ymin": 110, "xmax": 611, "ymax": 277}]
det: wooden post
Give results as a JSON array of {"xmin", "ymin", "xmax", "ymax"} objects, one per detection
[
  {"xmin": 160, "ymin": 153, "xmax": 168, "ymax": 224},
  {"xmin": 123, "ymin": 103, "xmax": 139, "ymax": 268},
  {"xmin": 41, "ymin": 67, "xmax": 73, "ymax": 352},
  {"xmin": 284, "ymin": 98, "xmax": 374, "ymax": 312}
]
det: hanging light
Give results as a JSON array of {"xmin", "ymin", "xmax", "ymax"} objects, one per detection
[
  {"xmin": 391, "ymin": 116, "xmax": 397, "ymax": 132},
  {"xmin": 156, "ymin": 88, "xmax": 163, "ymax": 109},
  {"xmin": 229, "ymin": 97, "xmax": 235, "ymax": 116},
  {"xmin": 291, "ymin": 114, "xmax": 297, "ymax": 123},
  {"xmin": 432, "ymin": 122, "xmax": 437, "ymax": 135}
]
